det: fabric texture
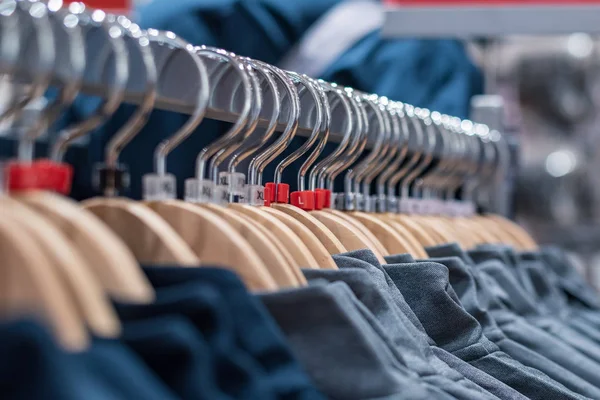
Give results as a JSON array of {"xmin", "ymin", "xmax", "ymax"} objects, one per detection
[
  {"xmin": 384, "ymin": 260, "xmax": 588, "ymax": 400},
  {"xmin": 259, "ymin": 282, "xmax": 442, "ymax": 399}
]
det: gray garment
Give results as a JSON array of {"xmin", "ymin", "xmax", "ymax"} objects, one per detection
[
  {"xmin": 427, "ymin": 255, "xmax": 600, "ymax": 399},
  {"xmin": 469, "ymin": 247, "xmax": 600, "ymax": 366},
  {"xmin": 384, "ymin": 260, "xmax": 588, "ymax": 400},
  {"xmin": 303, "ymin": 266, "xmax": 500, "ymax": 400},
  {"xmin": 340, "ymin": 249, "xmax": 525, "ymax": 400},
  {"xmin": 428, "ymin": 243, "xmax": 600, "ymax": 389},
  {"xmin": 258, "ymin": 282, "xmax": 447, "ymax": 400},
  {"xmin": 540, "ymin": 246, "xmax": 600, "ymax": 310}
]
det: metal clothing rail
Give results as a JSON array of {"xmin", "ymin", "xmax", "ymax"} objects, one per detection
[{"xmin": 8, "ymin": 31, "xmax": 356, "ymax": 144}]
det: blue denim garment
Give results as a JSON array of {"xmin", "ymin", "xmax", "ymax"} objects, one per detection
[
  {"xmin": 426, "ymin": 255, "xmax": 600, "ymax": 399},
  {"xmin": 384, "ymin": 260, "xmax": 588, "ymax": 400},
  {"xmin": 303, "ymin": 264, "xmax": 500, "ymax": 400},
  {"xmin": 346, "ymin": 250, "xmax": 527, "ymax": 400},
  {"xmin": 259, "ymin": 282, "xmax": 442, "ymax": 400},
  {"xmin": 427, "ymin": 243, "xmax": 600, "ymax": 389}
]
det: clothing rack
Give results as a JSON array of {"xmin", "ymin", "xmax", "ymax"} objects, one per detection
[{"xmin": 0, "ymin": 4, "xmax": 493, "ymax": 148}]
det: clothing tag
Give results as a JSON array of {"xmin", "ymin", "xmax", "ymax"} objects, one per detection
[
  {"xmin": 375, "ymin": 194, "xmax": 387, "ymax": 213},
  {"xmin": 364, "ymin": 194, "xmax": 375, "ymax": 212},
  {"xmin": 399, "ymin": 197, "xmax": 423, "ymax": 215},
  {"xmin": 387, "ymin": 195, "xmax": 399, "ymax": 213},
  {"xmin": 244, "ymin": 184, "xmax": 266, "ymax": 206},
  {"xmin": 355, "ymin": 193, "xmax": 366, "ymax": 211},
  {"xmin": 332, "ymin": 192, "xmax": 345, "ymax": 210},
  {"xmin": 184, "ymin": 178, "xmax": 214, "ymax": 203},
  {"xmin": 345, "ymin": 193, "xmax": 357, "ymax": 211},
  {"xmin": 142, "ymin": 173, "xmax": 177, "ymax": 201},
  {"xmin": 217, "ymin": 172, "xmax": 246, "ymax": 203}
]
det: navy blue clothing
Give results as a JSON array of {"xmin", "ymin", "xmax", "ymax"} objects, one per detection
[
  {"xmin": 115, "ymin": 280, "xmax": 272, "ymax": 399},
  {"xmin": 139, "ymin": 266, "xmax": 324, "ymax": 400},
  {"xmin": 0, "ymin": 318, "xmax": 179, "ymax": 400},
  {"xmin": 117, "ymin": 266, "xmax": 324, "ymax": 400}
]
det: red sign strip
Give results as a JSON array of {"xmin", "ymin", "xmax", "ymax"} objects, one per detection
[
  {"xmin": 64, "ymin": 0, "xmax": 130, "ymax": 12},
  {"xmin": 386, "ymin": 0, "xmax": 600, "ymax": 5}
]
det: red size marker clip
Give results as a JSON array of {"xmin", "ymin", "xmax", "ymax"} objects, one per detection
[
  {"xmin": 264, "ymin": 182, "xmax": 290, "ymax": 204},
  {"xmin": 314, "ymin": 189, "xmax": 331, "ymax": 210},
  {"xmin": 290, "ymin": 190, "xmax": 315, "ymax": 211},
  {"xmin": 7, "ymin": 162, "xmax": 39, "ymax": 192}
]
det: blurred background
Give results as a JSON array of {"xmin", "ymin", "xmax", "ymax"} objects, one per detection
[{"xmin": 468, "ymin": 35, "xmax": 600, "ymax": 285}]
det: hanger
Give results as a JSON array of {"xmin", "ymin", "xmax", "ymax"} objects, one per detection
[
  {"xmin": 74, "ymin": 25, "xmax": 201, "ymax": 268},
  {"xmin": 0, "ymin": 199, "xmax": 89, "ymax": 351},
  {"xmin": 276, "ymin": 76, "xmax": 385, "ymax": 259},
  {"xmin": 0, "ymin": 7, "xmax": 88, "ymax": 351},
  {"xmin": 199, "ymin": 56, "xmax": 303, "ymax": 287},
  {"xmin": 213, "ymin": 58, "xmax": 318, "ymax": 270},
  {"xmin": 475, "ymin": 128, "xmax": 537, "ymax": 249},
  {"xmin": 306, "ymin": 87, "xmax": 390, "ymax": 257},
  {"xmin": 233, "ymin": 67, "xmax": 337, "ymax": 269},
  {"xmin": 138, "ymin": 41, "xmax": 278, "ymax": 290},
  {"xmin": 332, "ymin": 93, "xmax": 423, "ymax": 256},
  {"xmin": 243, "ymin": 69, "xmax": 345, "ymax": 256},
  {"xmin": 7, "ymin": 5, "xmax": 154, "ymax": 304}
]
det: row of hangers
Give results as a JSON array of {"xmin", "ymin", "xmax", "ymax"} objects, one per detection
[{"xmin": 0, "ymin": 0, "xmax": 537, "ymax": 351}]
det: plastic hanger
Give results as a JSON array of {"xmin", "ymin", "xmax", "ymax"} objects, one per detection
[{"xmin": 140, "ymin": 42, "xmax": 277, "ymax": 290}]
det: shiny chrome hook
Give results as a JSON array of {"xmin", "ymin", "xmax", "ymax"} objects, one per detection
[
  {"xmin": 364, "ymin": 98, "xmax": 402, "ymax": 212},
  {"xmin": 273, "ymin": 73, "xmax": 323, "ymax": 191},
  {"xmin": 377, "ymin": 101, "xmax": 410, "ymax": 211},
  {"xmin": 209, "ymin": 56, "xmax": 262, "ymax": 186},
  {"xmin": 224, "ymin": 58, "xmax": 280, "ymax": 183},
  {"xmin": 399, "ymin": 107, "xmax": 437, "ymax": 199},
  {"xmin": 2, "ymin": 0, "xmax": 55, "ymax": 161},
  {"xmin": 413, "ymin": 111, "xmax": 450, "ymax": 200},
  {"xmin": 194, "ymin": 46, "xmax": 252, "ymax": 183},
  {"xmin": 247, "ymin": 66, "xmax": 300, "ymax": 188},
  {"xmin": 150, "ymin": 31, "xmax": 210, "ymax": 176},
  {"xmin": 346, "ymin": 93, "xmax": 388, "ymax": 210},
  {"xmin": 22, "ymin": 3, "xmax": 85, "ymax": 158},
  {"xmin": 101, "ymin": 17, "xmax": 157, "ymax": 197},
  {"xmin": 141, "ymin": 31, "xmax": 209, "ymax": 201},
  {"xmin": 310, "ymin": 82, "xmax": 354, "ymax": 192},
  {"xmin": 319, "ymin": 88, "xmax": 365, "ymax": 194},
  {"xmin": 387, "ymin": 104, "xmax": 425, "ymax": 201},
  {"xmin": 50, "ymin": 4, "xmax": 129, "ymax": 162}
]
